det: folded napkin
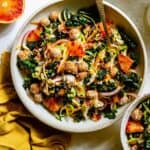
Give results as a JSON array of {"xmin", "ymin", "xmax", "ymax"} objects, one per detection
[{"xmin": 0, "ymin": 52, "xmax": 71, "ymax": 150}]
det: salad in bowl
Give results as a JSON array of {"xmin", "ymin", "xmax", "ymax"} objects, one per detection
[
  {"xmin": 17, "ymin": 7, "xmax": 141, "ymax": 122},
  {"xmin": 121, "ymin": 95, "xmax": 150, "ymax": 150},
  {"xmin": 11, "ymin": 0, "xmax": 147, "ymax": 132}
]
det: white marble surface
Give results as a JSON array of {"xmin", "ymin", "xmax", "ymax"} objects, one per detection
[{"xmin": 0, "ymin": 0, "xmax": 150, "ymax": 150}]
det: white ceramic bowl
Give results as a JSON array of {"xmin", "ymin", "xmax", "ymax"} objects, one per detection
[
  {"xmin": 121, "ymin": 94, "xmax": 150, "ymax": 150},
  {"xmin": 11, "ymin": 0, "xmax": 147, "ymax": 132}
]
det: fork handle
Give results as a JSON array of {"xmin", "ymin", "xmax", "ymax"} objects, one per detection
[{"xmin": 96, "ymin": 0, "xmax": 110, "ymax": 44}]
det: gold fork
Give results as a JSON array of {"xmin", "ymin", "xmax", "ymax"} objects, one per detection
[{"xmin": 95, "ymin": 0, "xmax": 111, "ymax": 44}]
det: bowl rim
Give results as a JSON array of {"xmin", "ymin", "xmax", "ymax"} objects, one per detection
[
  {"xmin": 121, "ymin": 94, "xmax": 150, "ymax": 150},
  {"xmin": 10, "ymin": 0, "xmax": 148, "ymax": 133}
]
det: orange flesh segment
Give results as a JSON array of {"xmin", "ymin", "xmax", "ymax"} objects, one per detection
[{"xmin": 0, "ymin": 0, "xmax": 24, "ymax": 22}]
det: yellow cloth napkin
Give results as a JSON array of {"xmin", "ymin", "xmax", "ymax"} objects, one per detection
[{"xmin": 0, "ymin": 52, "xmax": 71, "ymax": 150}]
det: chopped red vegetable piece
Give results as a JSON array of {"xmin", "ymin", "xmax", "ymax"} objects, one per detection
[
  {"xmin": 126, "ymin": 120, "xmax": 144, "ymax": 133},
  {"xmin": 45, "ymin": 98, "xmax": 60, "ymax": 112},
  {"xmin": 27, "ymin": 27, "xmax": 43, "ymax": 42},
  {"xmin": 118, "ymin": 54, "xmax": 134, "ymax": 73},
  {"xmin": 68, "ymin": 42, "xmax": 85, "ymax": 57}
]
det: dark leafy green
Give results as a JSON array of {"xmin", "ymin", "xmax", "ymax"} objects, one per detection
[
  {"xmin": 96, "ymin": 69, "xmax": 107, "ymax": 81},
  {"xmin": 97, "ymin": 81, "xmax": 117, "ymax": 92},
  {"xmin": 51, "ymin": 20, "xmax": 60, "ymax": 29},
  {"xmin": 54, "ymin": 30, "xmax": 69, "ymax": 40},
  {"xmin": 127, "ymin": 98, "xmax": 150, "ymax": 149},
  {"xmin": 104, "ymin": 105, "xmax": 117, "ymax": 119},
  {"xmin": 118, "ymin": 27, "xmax": 137, "ymax": 49},
  {"xmin": 116, "ymin": 71, "xmax": 141, "ymax": 92},
  {"xmin": 104, "ymin": 51, "xmax": 111, "ymax": 63},
  {"xmin": 104, "ymin": 110, "xmax": 117, "ymax": 119},
  {"xmin": 23, "ymin": 77, "xmax": 39, "ymax": 89},
  {"xmin": 78, "ymin": 5, "xmax": 101, "ymax": 22},
  {"xmin": 46, "ymin": 61, "xmax": 58, "ymax": 78},
  {"xmin": 83, "ymin": 74, "xmax": 91, "ymax": 85},
  {"xmin": 27, "ymin": 41, "xmax": 39, "ymax": 50},
  {"xmin": 65, "ymin": 9, "xmax": 96, "ymax": 27},
  {"xmin": 74, "ymin": 110, "xmax": 85, "ymax": 122},
  {"xmin": 128, "ymin": 50, "xmax": 139, "ymax": 68},
  {"xmin": 17, "ymin": 56, "xmax": 37, "ymax": 73}
]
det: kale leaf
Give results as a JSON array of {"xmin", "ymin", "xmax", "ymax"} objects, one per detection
[
  {"xmin": 118, "ymin": 27, "xmax": 137, "ymax": 49},
  {"xmin": 116, "ymin": 71, "xmax": 141, "ymax": 92},
  {"xmin": 46, "ymin": 61, "xmax": 58, "ymax": 78},
  {"xmin": 96, "ymin": 69, "xmax": 107, "ymax": 81},
  {"xmin": 27, "ymin": 41, "xmax": 39, "ymax": 50},
  {"xmin": 17, "ymin": 57, "xmax": 37, "ymax": 73},
  {"xmin": 104, "ymin": 108, "xmax": 117, "ymax": 119},
  {"xmin": 97, "ymin": 81, "xmax": 116, "ymax": 92}
]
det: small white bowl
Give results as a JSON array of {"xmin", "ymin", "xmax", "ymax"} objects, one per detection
[
  {"xmin": 11, "ymin": 0, "xmax": 147, "ymax": 132},
  {"xmin": 121, "ymin": 94, "xmax": 150, "ymax": 150}
]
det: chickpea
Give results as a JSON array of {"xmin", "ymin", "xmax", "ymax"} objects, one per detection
[
  {"xmin": 64, "ymin": 61, "xmax": 78, "ymax": 74},
  {"xmin": 77, "ymin": 72, "xmax": 88, "ymax": 80},
  {"xmin": 49, "ymin": 47, "xmax": 62, "ymax": 59},
  {"xmin": 131, "ymin": 145, "xmax": 138, "ymax": 150},
  {"xmin": 131, "ymin": 108, "xmax": 143, "ymax": 121},
  {"xmin": 119, "ymin": 95, "xmax": 129, "ymax": 105},
  {"xmin": 34, "ymin": 93, "xmax": 43, "ymax": 103},
  {"xmin": 45, "ymin": 43, "xmax": 62, "ymax": 59},
  {"xmin": 40, "ymin": 17, "xmax": 50, "ymax": 26},
  {"xmin": 64, "ymin": 75, "xmax": 76, "ymax": 83},
  {"xmin": 30, "ymin": 83, "xmax": 40, "ymax": 94},
  {"xmin": 18, "ymin": 49, "xmax": 30, "ymax": 60},
  {"xmin": 78, "ymin": 61, "xmax": 88, "ymax": 72},
  {"xmin": 86, "ymin": 90, "xmax": 98, "ymax": 99},
  {"xmin": 49, "ymin": 11, "xmax": 59, "ymax": 21},
  {"xmin": 69, "ymin": 28, "xmax": 80, "ymax": 40}
]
